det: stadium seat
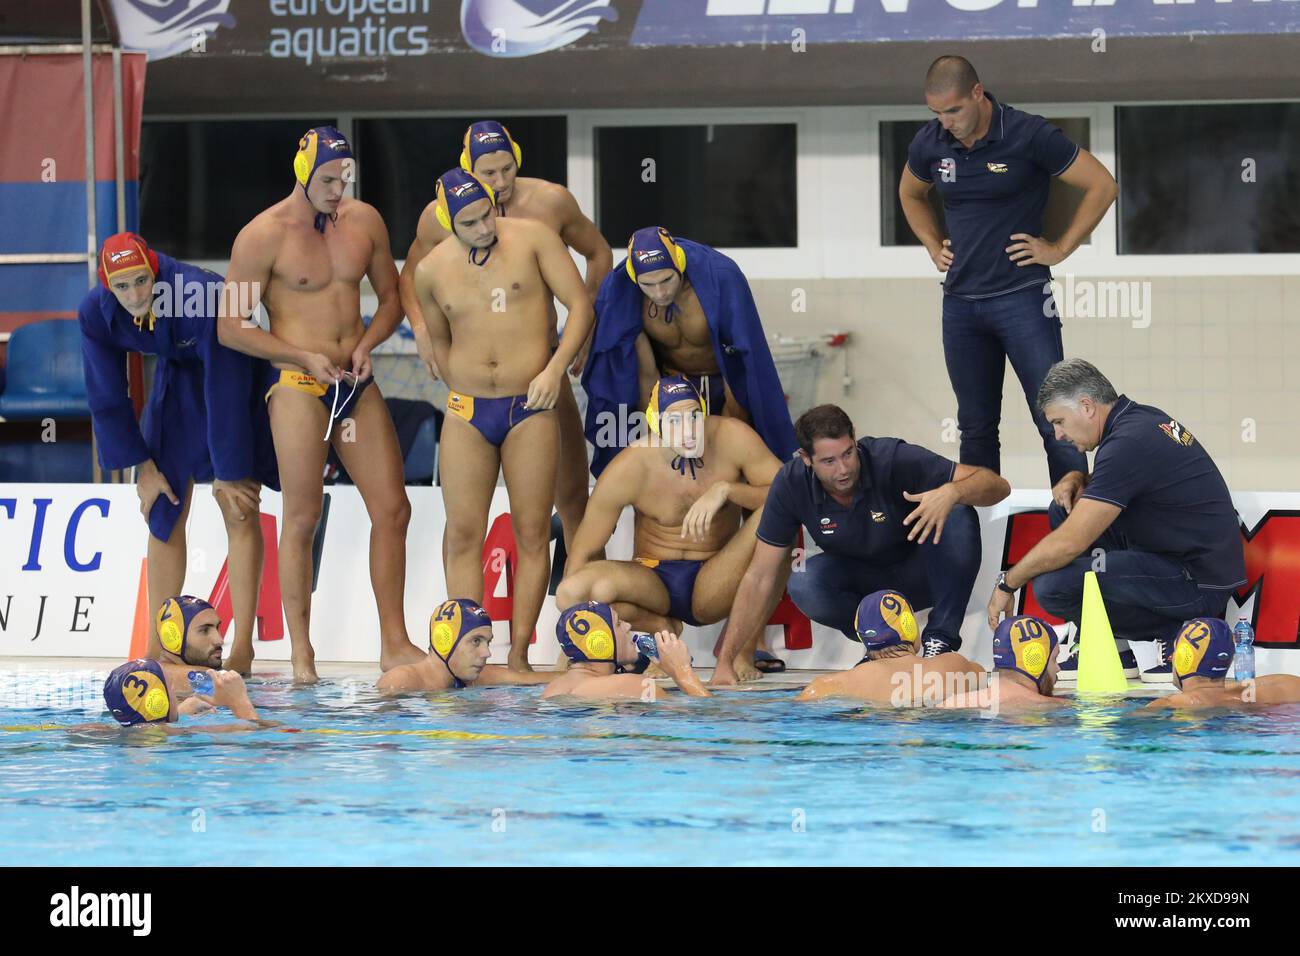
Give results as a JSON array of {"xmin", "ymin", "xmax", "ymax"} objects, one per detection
[{"xmin": 0, "ymin": 319, "xmax": 90, "ymax": 420}]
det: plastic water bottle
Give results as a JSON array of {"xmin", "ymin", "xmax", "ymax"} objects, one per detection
[
  {"xmin": 1233, "ymin": 617, "xmax": 1255, "ymax": 682},
  {"xmin": 632, "ymin": 632, "xmax": 660, "ymax": 661},
  {"xmin": 631, "ymin": 633, "xmax": 693, "ymax": 665},
  {"xmin": 187, "ymin": 669, "xmax": 214, "ymax": 697}
]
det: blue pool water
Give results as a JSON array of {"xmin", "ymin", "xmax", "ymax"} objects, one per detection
[{"xmin": 4, "ymin": 669, "xmax": 1300, "ymax": 866}]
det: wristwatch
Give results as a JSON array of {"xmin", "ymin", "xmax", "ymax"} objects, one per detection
[{"xmin": 995, "ymin": 571, "xmax": 1016, "ymax": 594}]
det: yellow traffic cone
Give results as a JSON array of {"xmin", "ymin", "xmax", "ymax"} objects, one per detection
[{"xmin": 1077, "ymin": 570, "xmax": 1130, "ymax": 694}]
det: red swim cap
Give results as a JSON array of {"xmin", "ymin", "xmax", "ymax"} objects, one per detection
[{"xmin": 97, "ymin": 232, "xmax": 159, "ymax": 289}]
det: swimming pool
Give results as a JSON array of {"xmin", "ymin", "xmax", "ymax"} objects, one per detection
[{"xmin": 4, "ymin": 664, "xmax": 1299, "ymax": 867}]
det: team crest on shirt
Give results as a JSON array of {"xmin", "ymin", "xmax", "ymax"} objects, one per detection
[
  {"xmin": 986, "ymin": 162, "xmax": 1008, "ymax": 173},
  {"xmin": 871, "ymin": 511, "xmax": 887, "ymax": 523},
  {"xmin": 1158, "ymin": 419, "xmax": 1196, "ymax": 447}
]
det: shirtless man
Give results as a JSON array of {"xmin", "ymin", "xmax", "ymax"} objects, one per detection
[
  {"xmin": 584, "ymin": 226, "xmax": 796, "ymax": 478},
  {"xmin": 377, "ymin": 599, "xmax": 556, "ymax": 692},
  {"xmin": 152, "ymin": 594, "xmax": 225, "ymax": 699},
  {"xmin": 797, "ymin": 590, "xmax": 985, "ymax": 705},
  {"xmin": 218, "ymin": 126, "xmax": 424, "ymax": 682},
  {"xmin": 556, "ymin": 376, "xmax": 782, "ymax": 678},
  {"xmin": 1146, "ymin": 618, "xmax": 1300, "ymax": 711},
  {"xmin": 398, "ymin": 121, "xmax": 612, "ymax": 551},
  {"xmin": 939, "ymin": 615, "xmax": 1066, "ymax": 711},
  {"xmin": 97, "ymin": 658, "xmax": 262, "ymax": 732},
  {"xmin": 629, "ymin": 230, "xmax": 746, "ymax": 423},
  {"xmin": 541, "ymin": 601, "xmax": 710, "ymax": 700},
  {"xmin": 412, "ymin": 168, "xmax": 595, "ymax": 671}
]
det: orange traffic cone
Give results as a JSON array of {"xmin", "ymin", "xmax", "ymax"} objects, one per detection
[{"xmin": 127, "ymin": 558, "xmax": 150, "ymax": 659}]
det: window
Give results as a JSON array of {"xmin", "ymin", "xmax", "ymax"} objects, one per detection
[
  {"xmin": 139, "ymin": 118, "xmax": 335, "ymax": 261},
  {"xmin": 1117, "ymin": 103, "xmax": 1300, "ymax": 254},
  {"xmin": 355, "ymin": 116, "xmax": 568, "ymax": 255},
  {"xmin": 594, "ymin": 123, "xmax": 797, "ymax": 249},
  {"xmin": 880, "ymin": 117, "xmax": 1092, "ymax": 248}
]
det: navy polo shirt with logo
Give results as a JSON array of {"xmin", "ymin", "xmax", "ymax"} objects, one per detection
[
  {"xmin": 1080, "ymin": 395, "xmax": 1245, "ymax": 590},
  {"xmin": 906, "ymin": 92, "xmax": 1080, "ymax": 299},
  {"xmin": 756, "ymin": 437, "xmax": 957, "ymax": 566}
]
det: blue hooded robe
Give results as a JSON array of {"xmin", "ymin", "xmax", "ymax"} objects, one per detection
[
  {"xmin": 78, "ymin": 253, "xmax": 279, "ymax": 541},
  {"xmin": 581, "ymin": 238, "xmax": 796, "ymax": 477}
]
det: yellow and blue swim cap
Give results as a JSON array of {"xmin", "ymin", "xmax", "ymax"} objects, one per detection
[
  {"xmin": 626, "ymin": 226, "xmax": 687, "ymax": 284},
  {"xmin": 1172, "ymin": 617, "xmax": 1234, "ymax": 683},
  {"xmin": 103, "ymin": 658, "xmax": 172, "ymax": 726},
  {"xmin": 992, "ymin": 615, "xmax": 1059, "ymax": 689},
  {"xmin": 853, "ymin": 590, "xmax": 919, "ymax": 650},
  {"xmin": 556, "ymin": 602, "xmax": 619, "ymax": 665},
  {"xmin": 293, "ymin": 126, "xmax": 353, "ymax": 232},
  {"xmin": 430, "ymin": 599, "xmax": 494, "ymax": 667},
  {"xmin": 460, "ymin": 120, "xmax": 522, "ymax": 172},
  {"xmin": 434, "ymin": 167, "xmax": 497, "ymax": 233},
  {"xmin": 294, "ymin": 125, "xmax": 353, "ymax": 190},
  {"xmin": 156, "ymin": 595, "xmax": 215, "ymax": 660},
  {"xmin": 645, "ymin": 375, "xmax": 705, "ymax": 437}
]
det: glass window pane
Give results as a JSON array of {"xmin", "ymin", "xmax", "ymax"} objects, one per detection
[
  {"xmin": 139, "ymin": 118, "xmax": 335, "ymax": 261},
  {"xmin": 881, "ymin": 117, "xmax": 1091, "ymax": 248},
  {"xmin": 355, "ymin": 116, "xmax": 568, "ymax": 256},
  {"xmin": 1117, "ymin": 103, "xmax": 1300, "ymax": 254},
  {"xmin": 595, "ymin": 124, "xmax": 797, "ymax": 249}
]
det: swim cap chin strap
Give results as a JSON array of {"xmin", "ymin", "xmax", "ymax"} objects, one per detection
[
  {"xmin": 645, "ymin": 376, "xmax": 707, "ymax": 479},
  {"xmin": 435, "ymin": 169, "xmax": 499, "ymax": 267},
  {"xmin": 294, "ymin": 126, "xmax": 354, "ymax": 234}
]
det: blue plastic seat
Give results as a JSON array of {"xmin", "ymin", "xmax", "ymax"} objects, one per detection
[{"xmin": 0, "ymin": 319, "xmax": 91, "ymax": 419}]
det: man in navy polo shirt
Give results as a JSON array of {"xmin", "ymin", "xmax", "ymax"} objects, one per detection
[
  {"xmin": 710, "ymin": 404, "xmax": 1010, "ymax": 686},
  {"xmin": 986, "ymin": 359, "xmax": 1246, "ymax": 683},
  {"xmin": 898, "ymin": 55, "xmax": 1117, "ymax": 489}
]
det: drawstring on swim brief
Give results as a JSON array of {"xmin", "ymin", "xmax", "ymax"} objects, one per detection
[{"xmin": 323, "ymin": 374, "xmax": 359, "ymax": 442}]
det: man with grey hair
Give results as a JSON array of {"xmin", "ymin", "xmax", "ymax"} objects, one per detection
[{"xmin": 986, "ymin": 359, "xmax": 1244, "ymax": 683}]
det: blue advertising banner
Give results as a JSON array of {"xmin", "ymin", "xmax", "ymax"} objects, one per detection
[{"xmin": 630, "ymin": 0, "xmax": 1300, "ymax": 48}]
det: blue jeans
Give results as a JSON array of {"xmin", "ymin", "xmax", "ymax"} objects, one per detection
[
  {"xmin": 786, "ymin": 504, "xmax": 981, "ymax": 649},
  {"xmin": 1033, "ymin": 502, "xmax": 1229, "ymax": 643},
  {"xmin": 942, "ymin": 285, "xmax": 1088, "ymax": 485}
]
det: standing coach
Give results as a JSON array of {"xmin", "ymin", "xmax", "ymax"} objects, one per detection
[{"xmin": 899, "ymin": 55, "xmax": 1117, "ymax": 490}]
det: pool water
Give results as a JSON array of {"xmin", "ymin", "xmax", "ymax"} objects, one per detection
[{"xmin": 4, "ymin": 668, "xmax": 1300, "ymax": 866}]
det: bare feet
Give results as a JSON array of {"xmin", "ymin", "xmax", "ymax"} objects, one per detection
[
  {"xmin": 379, "ymin": 640, "xmax": 426, "ymax": 672},
  {"xmin": 732, "ymin": 654, "xmax": 762, "ymax": 684},
  {"xmin": 508, "ymin": 652, "xmax": 534, "ymax": 673},
  {"xmin": 292, "ymin": 648, "xmax": 319, "ymax": 685},
  {"xmin": 709, "ymin": 660, "xmax": 737, "ymax": 687},
  {"xmin": 225, "ymin": 645, "xmax": 254, "ymax": 678}
]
